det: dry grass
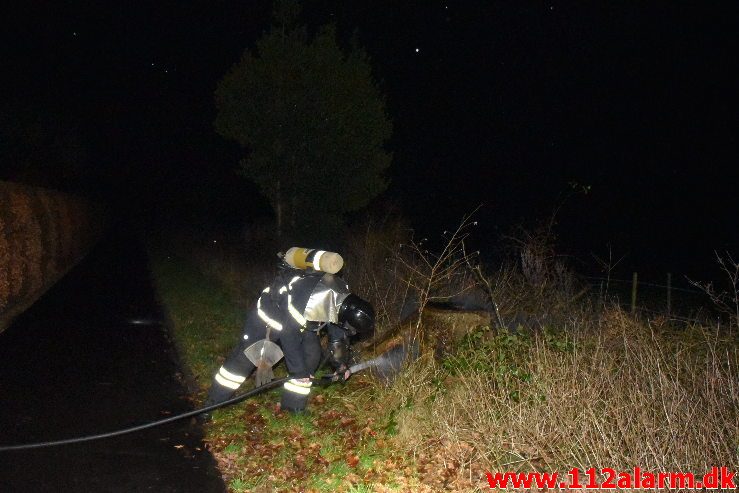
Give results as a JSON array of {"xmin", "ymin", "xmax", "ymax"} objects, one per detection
[{"xmin": 372, "ymin": 308, "xmax": 738, "ymax": 487}]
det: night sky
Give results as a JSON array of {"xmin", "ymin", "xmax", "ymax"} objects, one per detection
[{"xmin": 3, "ymin": 1, "xmax": 737, "ymax": 279}]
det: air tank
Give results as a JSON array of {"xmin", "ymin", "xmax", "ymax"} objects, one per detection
[{"xmin": 284, "ymin": 247, "xmax": 344, "ymax": 274}]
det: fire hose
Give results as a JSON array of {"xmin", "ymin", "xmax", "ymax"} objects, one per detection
[
  {"xmin": 0, "ymin": 344, "xmax": 409, "ymax": 452},
  {"xmin": 0, "ymin": 376, "xmax": 290, "ymax": 452}
]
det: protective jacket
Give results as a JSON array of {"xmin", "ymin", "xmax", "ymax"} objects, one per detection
[{"xmin": 256, "ymin": 268, "xmax": 350, "ymax": 376}]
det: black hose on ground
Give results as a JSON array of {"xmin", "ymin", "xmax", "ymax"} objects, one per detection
[
  {"xmin": 0, "ymin": 346, "xmax": 392, "ymax": 453},
  {"xmin": 0, "ymin": 377, "xmax": 290, "ymax": 452}
]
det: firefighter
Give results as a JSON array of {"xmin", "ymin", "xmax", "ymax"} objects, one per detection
[{"xmin": 204, "ymin": 248, "xmax": 375, "ymax": 414}]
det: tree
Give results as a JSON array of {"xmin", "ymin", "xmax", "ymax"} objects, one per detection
[{"xmin": 214, "ymin": 1, "xmax": 392, "ymax": 239}]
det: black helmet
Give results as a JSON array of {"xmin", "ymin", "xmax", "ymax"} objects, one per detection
[{"xmin": 339, "ymin": 294, "xmax": 375, "ymax": 339}]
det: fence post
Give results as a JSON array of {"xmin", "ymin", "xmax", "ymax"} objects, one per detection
[
  {"xmin": 631, "ymin": 272, "xmax": 638, "ymax": 314},
  {"xmin": 666, "ymin": 272, "xmax": 672, "ymax": 316}
]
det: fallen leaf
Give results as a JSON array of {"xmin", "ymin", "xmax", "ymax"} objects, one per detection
[
  {"xmin": 346, "ymin": 454, "xmax": 360, "ymax": 467},
  {"xmin": 361, "ymin": 426, "xmax": 377, "ymax": 437}
]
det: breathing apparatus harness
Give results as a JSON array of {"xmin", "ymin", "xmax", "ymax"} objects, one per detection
[{"xmin": 273, "ymin": 248, "xmax": 357, "ymax": 371}]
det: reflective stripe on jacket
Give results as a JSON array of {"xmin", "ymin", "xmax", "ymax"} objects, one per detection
[{"xmin": 254, "ymin": 269, "xmax": 349, "ymax": 378}]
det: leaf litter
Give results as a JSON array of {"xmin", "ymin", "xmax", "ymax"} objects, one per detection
[{"xmin": 204, "ymin": 381, "xmax": 484, "ymax": 492}]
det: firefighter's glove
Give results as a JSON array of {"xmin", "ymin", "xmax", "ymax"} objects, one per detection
[{"xmin": 331, "ymin": 364, "xmax": 351, "ymax": 383}]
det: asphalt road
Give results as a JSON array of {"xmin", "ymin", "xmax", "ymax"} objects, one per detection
[{"xmin": 0, "ymin": 230, "xmax": 225, "ymax": 492}]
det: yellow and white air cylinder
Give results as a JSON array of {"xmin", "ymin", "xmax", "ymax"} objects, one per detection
[{"xmin": 284, "ymin": 247, "xmax": 344, "ymax": 274}]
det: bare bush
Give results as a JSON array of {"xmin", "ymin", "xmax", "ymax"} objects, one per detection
[
  {"xmin": 393, "ymin": 212, "xmax": 481, "ymax": 331},
  {"xmin": 688, "ymin": 251, "xmax": 739, "ymax": 330},
  {"xmin": 486, "ymin": 224, "xmax": 590, "ymax": 333},
  {"xmin": 343, "ymin": 210, "xmax": 491, "ymax": 341},
  {"xmin": 591, "ymin": 244, "xmax": 627, "ymax": 302},
  {"xmin": 341, "ymin": 211, "xmax": 415, "ymax": 335}
]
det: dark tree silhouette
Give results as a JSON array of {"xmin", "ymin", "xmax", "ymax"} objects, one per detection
[{"xmin": 214, "ymin": 1, "xmax": 392, "ymax": 238}]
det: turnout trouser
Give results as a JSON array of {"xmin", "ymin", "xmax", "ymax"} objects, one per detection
[{"xmin": 206, "ymin": 311, "xmax": 322, "ymax": 412}]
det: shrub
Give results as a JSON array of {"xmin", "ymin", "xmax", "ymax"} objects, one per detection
[{"xmin": 371, "ymin": 308, "xmax": 738, "ymax": 482}]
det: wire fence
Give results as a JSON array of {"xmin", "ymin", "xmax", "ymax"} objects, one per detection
[{"xmin": 583, "ymin": 274, "xmax": 724, "ymax": 326}]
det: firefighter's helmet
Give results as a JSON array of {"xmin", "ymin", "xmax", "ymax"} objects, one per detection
[{"xmin": 339, "ymin": 294, "xmax": 375, "ymax": 339}]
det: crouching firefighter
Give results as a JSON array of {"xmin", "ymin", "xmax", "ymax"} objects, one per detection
[{"xmin": 204, "ymin": 248, "xmax": 375, "ymax": 414}]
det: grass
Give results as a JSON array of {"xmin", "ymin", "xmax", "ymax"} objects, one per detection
[
  {"xmin": 203, "ymin": 387, "xmax": 422, "ymax": 492},
  {"xmin": 150, "ymin": 243, "xmax": 739, "ymax": 492},
  {"xmin": 149, "ymin": 251, "xmax": 428, "ymax": 492},
  {"xmin": 149, "ymin": 253, "xmax": 244, "ymax": 388},
  {"xmin": 371, "ymin": 310, "xmax": 739, "ymax": 487}
]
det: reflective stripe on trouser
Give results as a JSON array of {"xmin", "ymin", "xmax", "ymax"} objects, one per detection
[
  {"xmin": 283, "ymin": 378, "xmax": 312, "ymax": 395},
  {"xmin": 206, "ymin": 329, "xmax": 259, "ymax": 404},
  {"xmin": 214, "ymin": 366, "xmax": 246, "ymax": 390},
  {"xmin": 281, "ymin": 379, "xmax": 311, "ymax": 412}
]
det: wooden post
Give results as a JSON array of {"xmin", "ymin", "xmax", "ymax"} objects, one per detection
[
  {"xmin": 666, "ymin": 272, "xmax": 672, "ymax": 316},
  {"xmin": 631, "ymin": 272, "xmax": 638, "ymax": 314}
]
